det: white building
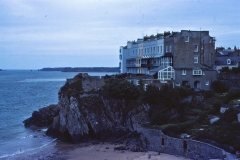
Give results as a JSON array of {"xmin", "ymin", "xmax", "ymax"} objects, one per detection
[{"xmin": 119, "ymin": 34, "xmax": 165, "ymax": 74}]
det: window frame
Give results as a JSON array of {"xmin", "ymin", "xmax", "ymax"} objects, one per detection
[
  {"xmin": 227, "ymin": 59, "xmax": 231, "ymax": 65},
  {"xmin": 194, "ymin": 56, "xmax": 198, "ymax": 63},
  {"xmin": 192, "ymin": 69, "xmax": 202, "ymax": 75},
  {"xmin": 184, "ymin": 36, "xmax": 189, "ymax": 42},
  {"xmin": 194, "ymin": 45, "xmax": 198, "ymax": 52},
  {"xmin": 182, "ymin": 70, "xmax": 186, "ymax": 75}
]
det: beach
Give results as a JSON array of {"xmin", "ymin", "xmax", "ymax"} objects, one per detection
[{"xmin": 49, "ymin": 142, "xmax": 191, "ymax": 160}]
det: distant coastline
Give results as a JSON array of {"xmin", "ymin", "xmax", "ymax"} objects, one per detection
[
  {"xmin": 0, "ymin": 69, "xmax": 2, "ymax": 71},
  {"xmin": 39, "ymin": 67, "xmax": 120, "ymax": 72}
]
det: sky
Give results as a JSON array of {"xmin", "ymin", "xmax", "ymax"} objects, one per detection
[{"xmin": 0, "ymin": 0, "xmax": 240, "ymax": 69}]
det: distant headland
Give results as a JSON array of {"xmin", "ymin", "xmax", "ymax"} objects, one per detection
[{"xmin": 39, "ymin": 67, "xmax": 120, "ymax": 72}]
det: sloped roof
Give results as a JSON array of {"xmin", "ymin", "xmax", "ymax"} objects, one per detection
[
  {"xmin": 217, "ymin": 50, "xmax": 234, "ymax": 56},
  {"xmin": 215, "ymin": 56, "xmax": 240, "ymax": 65},
  {"xmin": 148, "ymin": 66, "xmax": 169, "ymax": 72}
]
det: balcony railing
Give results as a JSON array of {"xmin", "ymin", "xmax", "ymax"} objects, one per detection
[{"xmin": 126, "ymin": 63, "xmax": 141, "ymax": 67}]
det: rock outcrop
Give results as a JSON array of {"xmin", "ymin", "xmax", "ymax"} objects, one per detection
[
  {"xmin": 23, "ymin": 104, "xmax": 59, "ymax": 128},
  {"xmin": 46, "ymin": 92, "xmax": 150, "ymax": 144}
]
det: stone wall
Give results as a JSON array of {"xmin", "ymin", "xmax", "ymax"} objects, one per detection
[
  {"xmin": 66, "ymin": 73, "xmax": 105, "ymax": 92},
  {"xmin": 137, "ymin": 128, "xmax": 225, "ymax": 160}
]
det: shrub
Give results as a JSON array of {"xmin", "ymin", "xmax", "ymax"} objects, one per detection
[
  {"xmin": 102, "ymin": 78, "xmax": 139, "ymax": 100},
  {"xmin": 224, "ymin": 89, "xmax": 240, "ymax": 103},
  {"xmin": 212, "ymin": 80, "xmax": 229, "ymax": 93},
  {"xmin": 219, "ymin": 108, "xmax": 237, "ymax": 123},
  {"xmin": 59, "ymin": 79, "xmax": 83, "ymax": 97}
]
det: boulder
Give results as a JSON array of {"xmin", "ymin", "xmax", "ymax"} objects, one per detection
[{"xmin": 23, "ymin": 104, "xmax": 59, "ymax": 128}]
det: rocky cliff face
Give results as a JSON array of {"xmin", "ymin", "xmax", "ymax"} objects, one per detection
[
  {"xmin": 47, "ymin": 92, "xmax": 150, "ymax": 143},
  {"xmin": 23, "ymin": 104, "xmax": 59, "ymax": 128}
]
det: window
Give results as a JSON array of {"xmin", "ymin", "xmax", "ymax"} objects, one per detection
[
  {"xmin": 227, "ymin": 59, "xmax": 231, "ymax": 65},
  {"xmin": 160, "ymin": 46, "xmax": 162, "ymax": 53},
  {"xmin": 153, "ymin": 47, "xmax": 155, "ymax": 53},
  {"xmin": 194, "ymin": 45, "xmax": 198, "ymax": 52},
  {"xmin": 182, "ymin": 70, "xmax": 186, "ymax": 75},
  {"xmin": 175, "ymin": 83, "xmax": 180, "ymax": 87},
  {"xmin": 166, "ymin": 45, "xmax": 169, "ymax": 52},
  {"xmin": 192, "ymin": 69, "xmax": 202, "ymax": 75},
  {"xmin": 205, "ymin": 81, "xmax": 209, "ymax": 85},
  {"xmin": 209, "ymin": 38, "xmax": 212, "ymax": 43},
  {"xmin": 157, "ymin": 46, "xmax": 159, "ymax": 53},
  {"xmin": 145, "ymin": 48, "xmax": 146, "ymax": 54},
  {"xmin": 184, "ymin": 36, "xmax": 189, "ymax": 42},
  {"xmin": 169, "ymin": 45, "xmax": 172, "ymax": 52},
  {"xmin": 144, "ymin": 84, "xmax": 148, "ymax": 91},
  {"xmin": 158, "ymin": 66, "xmax": 175, "ymax": 81},
  {"xmin": 147, "ymin": 48, "xmax": 149, "ymax": 53},
  {"xmin": 151, "ymin": 47, "xmax": 152, "ymax": 53},
  {"xmin": 136, "ymin": 80, "xmax": 140, "ymax": 85},
  {"xmin": 194, "ymin": 56, "xmax": 198, "ymax": 63},
  {"xmin": 119, "ymin": 49, "xmax": 121, "ymax": 53}
]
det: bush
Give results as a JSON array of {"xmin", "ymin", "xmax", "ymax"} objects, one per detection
[
  {"xmin": 219, "ymin": 108, "xmax": 238, "ymax": 123},
  {"xmin": 59, "ymin": 79, "xmax": 83, "ymax": 97},
  {"xmin": 102, "ymin": 78, "xmax": 139, "ymax": 100},
  {"xmin": 212, "ymin": 80, "xmax": 229, "ymax": 93},
  {"xmin": 224, "ymin": 89, "xmax": 240, "ymax": 103}
]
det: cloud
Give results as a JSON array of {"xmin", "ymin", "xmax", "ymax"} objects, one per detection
[{"xmin": 0, "ymin": 0, "xmax": 240, "ymax": 69}]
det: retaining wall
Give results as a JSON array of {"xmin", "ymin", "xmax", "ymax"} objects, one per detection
[{"xmin": 138, "ymin": 128, "xmax": 225, "ymax": 160}]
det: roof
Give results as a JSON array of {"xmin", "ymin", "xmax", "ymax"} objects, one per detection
[
  {"xmin": 217, "ymin": 50, "xmax": 234, "ymax": 56},
  {"xmin": 215, "ymin": 56, "xmax": 240, "ymax": 65},
  {"xmin": 148, "ymin": 66, "xmax": 171, "ymax": 72}
]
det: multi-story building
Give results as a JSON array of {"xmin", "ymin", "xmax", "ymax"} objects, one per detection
[{"xmin": 119, "ymin": 30, "xmax": 218, "ymax": 91}]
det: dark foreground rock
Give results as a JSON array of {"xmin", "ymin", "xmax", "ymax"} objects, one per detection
[
  {"xmin": 23, "ymin": 104, "xmax": 60, "ymax": 128},
  {"xmin": 46, "ymin": 91, "xmax": 150, "ymax": 143}
]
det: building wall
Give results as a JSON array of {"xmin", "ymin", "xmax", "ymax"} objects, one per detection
[
  {"xmin": 173, "ymin": 30, "xmax": 215, "ymax": 69},
  {"xmin": 174, "ymin": 69, "xmax": 217, "ymax": 90},
  {"xmin": 137, "ymin": 128, "xmax": 225, "ymax": 160},
  {"xmin": 119, "ymin": 46, "xmax": 127, "ymax": 73}
]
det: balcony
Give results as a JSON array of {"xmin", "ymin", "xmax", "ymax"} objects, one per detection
[{"xmin": 126, "ymin": 63, "xmax": 141, "ymax": 67}]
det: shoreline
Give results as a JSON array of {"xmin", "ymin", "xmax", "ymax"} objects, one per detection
[{"xmin": 46, "ymin": 141, "xmax": 192, "ymax": 160}]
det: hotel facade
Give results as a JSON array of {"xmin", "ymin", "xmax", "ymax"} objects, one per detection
[{"xmin": 119, "ymin": 30, "xmax": 217, "ymax": 91}]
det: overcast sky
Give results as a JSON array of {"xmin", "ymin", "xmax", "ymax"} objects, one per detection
[{"xmin": 0, "ymin": 0, "xmax": 240, "ymax": 69}]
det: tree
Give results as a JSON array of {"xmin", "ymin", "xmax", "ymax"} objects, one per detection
[{"xmin": 212, "ymin": 80, "xmax": 229, "ymax": 93}]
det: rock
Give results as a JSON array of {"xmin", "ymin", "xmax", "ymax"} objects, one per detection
[
  {"xmin": 46, "ymin": 92, "xmax": 150, "ymax": 144},
  {"xmin": 23, "ymin": 104, "xmax": 59, "ymax": 128}
]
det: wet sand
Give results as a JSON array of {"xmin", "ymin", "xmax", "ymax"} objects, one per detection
[{"xmin": 49, "ymin": 142, "xmax": 191, "ymax": 160}]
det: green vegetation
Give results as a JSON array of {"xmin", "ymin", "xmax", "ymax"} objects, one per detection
[
  {"xmin": 61, "ymin": 73, "xmax": 240, "ymax": 151},
  {"xmin": 212, "ymin": 80, "xmax": 229, "ymax": 93},
  {"xmin": 102, "ymin": 78, "xmax": 140, "ymax": 100},
  {"xmin": 59, "ymin": 74, "xmax": 84, "ymax": 97}
]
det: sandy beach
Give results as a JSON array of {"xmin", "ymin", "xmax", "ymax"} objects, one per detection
[{"xmin": 49, "ymin": 142, "xmax": 191, "ymax": 160}]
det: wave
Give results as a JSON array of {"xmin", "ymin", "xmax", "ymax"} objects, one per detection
[{"xmin": 0, "ymin": 138, "xmax": 57, "ymax": 159}]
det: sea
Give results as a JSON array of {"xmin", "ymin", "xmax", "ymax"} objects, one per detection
[{"xmin": 0, "ymin": 70, "xmax": 116, "ymax": 160}]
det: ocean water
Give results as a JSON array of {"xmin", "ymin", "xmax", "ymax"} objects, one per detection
[{"xmin": 0, "ymin": 70, "xmax": 114, "ymax": 160}]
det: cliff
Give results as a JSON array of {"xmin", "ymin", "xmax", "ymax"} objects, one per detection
[{"xmin": 46, "ymin": 92, "xmax": 150, "ymax": 144}]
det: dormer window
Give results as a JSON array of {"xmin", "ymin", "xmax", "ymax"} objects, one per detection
[
  {"xmin": 227, "ymin": 59, "xmax": 231, "ymax": 65},
  {"xmin": 185, "ymin": 36, "xmax": 189, "ymax": 42}
]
